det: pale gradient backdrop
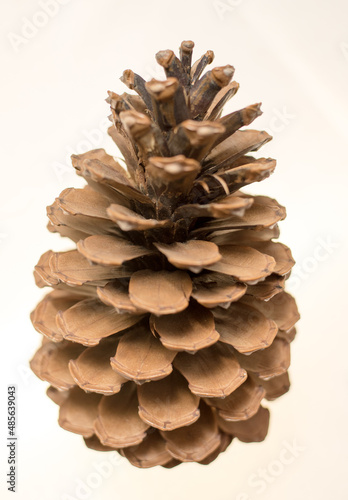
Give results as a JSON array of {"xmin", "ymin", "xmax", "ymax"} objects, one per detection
[{"xmin": 1, "ymin": 0, "xmax": 348, "ymax": 499}]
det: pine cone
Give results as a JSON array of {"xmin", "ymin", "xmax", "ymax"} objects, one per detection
[{"xmin": 30, "ymin": 40, "xmax": 300, "ymax": 468}]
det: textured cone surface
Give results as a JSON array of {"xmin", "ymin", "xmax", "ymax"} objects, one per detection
[{"xmin": 30, "ymin": 41, "xmax": 299, "ymax": 468}]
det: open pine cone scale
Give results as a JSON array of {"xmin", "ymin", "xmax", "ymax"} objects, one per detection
[{"xmin": 30, "ymin": 41, "xmax": 300, "ymax": 468}]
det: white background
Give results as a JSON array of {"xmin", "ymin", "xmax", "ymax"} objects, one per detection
[{"xmin": 1, "ymin": 0, "xmax": 348, "ymax": 499}]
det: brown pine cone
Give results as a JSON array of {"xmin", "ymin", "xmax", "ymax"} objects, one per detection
[{"xmin": 30, "ymin": 40, "xmax": 300, "ymax": 468}]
